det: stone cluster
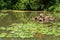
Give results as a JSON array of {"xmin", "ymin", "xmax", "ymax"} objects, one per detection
[{"xmin": 33, "ymin": 12, "xmax": 55, "ymax": 23}]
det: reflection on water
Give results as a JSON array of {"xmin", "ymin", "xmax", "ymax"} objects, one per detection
[{"xmin": 0, "ymin": 12, "xmax": 40, "ymax": 26}]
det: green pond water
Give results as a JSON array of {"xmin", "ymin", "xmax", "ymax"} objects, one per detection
[{"xmin": 0, "ymin": 11, "xmax": 60, "ymax": 40}]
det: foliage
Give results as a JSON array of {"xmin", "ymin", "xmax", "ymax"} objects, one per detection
[
  {"xmin": 54, "ymin": 4, "xmax": 60, "ymax": 11},
  {"xmin": 0, "ymin": 0, "xmax": 60, "ymax": 11},
  {"xmin": 13, "ymin": 0, "xmax": 40, "ymax": 10},
  {"xmin": 47, "ymin": 0, "xmax": 60, "ymax": 11},
  {"xmin": 0, "ymin": 0, "xmax": 6, "ymax": 9}
]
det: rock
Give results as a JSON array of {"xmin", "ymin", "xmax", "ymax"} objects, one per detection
[
  {"xmin": 33, "ymin": 13, "xmax": 55, "ymax": 23},
  {"xmin": 39, "ymin": 13, "xmax": 45, "ymax": 18},
  {"xmin": 44, "ymin": 16, "xmax": 55, "ymax": 22}
]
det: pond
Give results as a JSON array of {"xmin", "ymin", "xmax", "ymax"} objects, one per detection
[{"xmin": 0, "ymin": 11, "xmax": 60, "ymax": 40}]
